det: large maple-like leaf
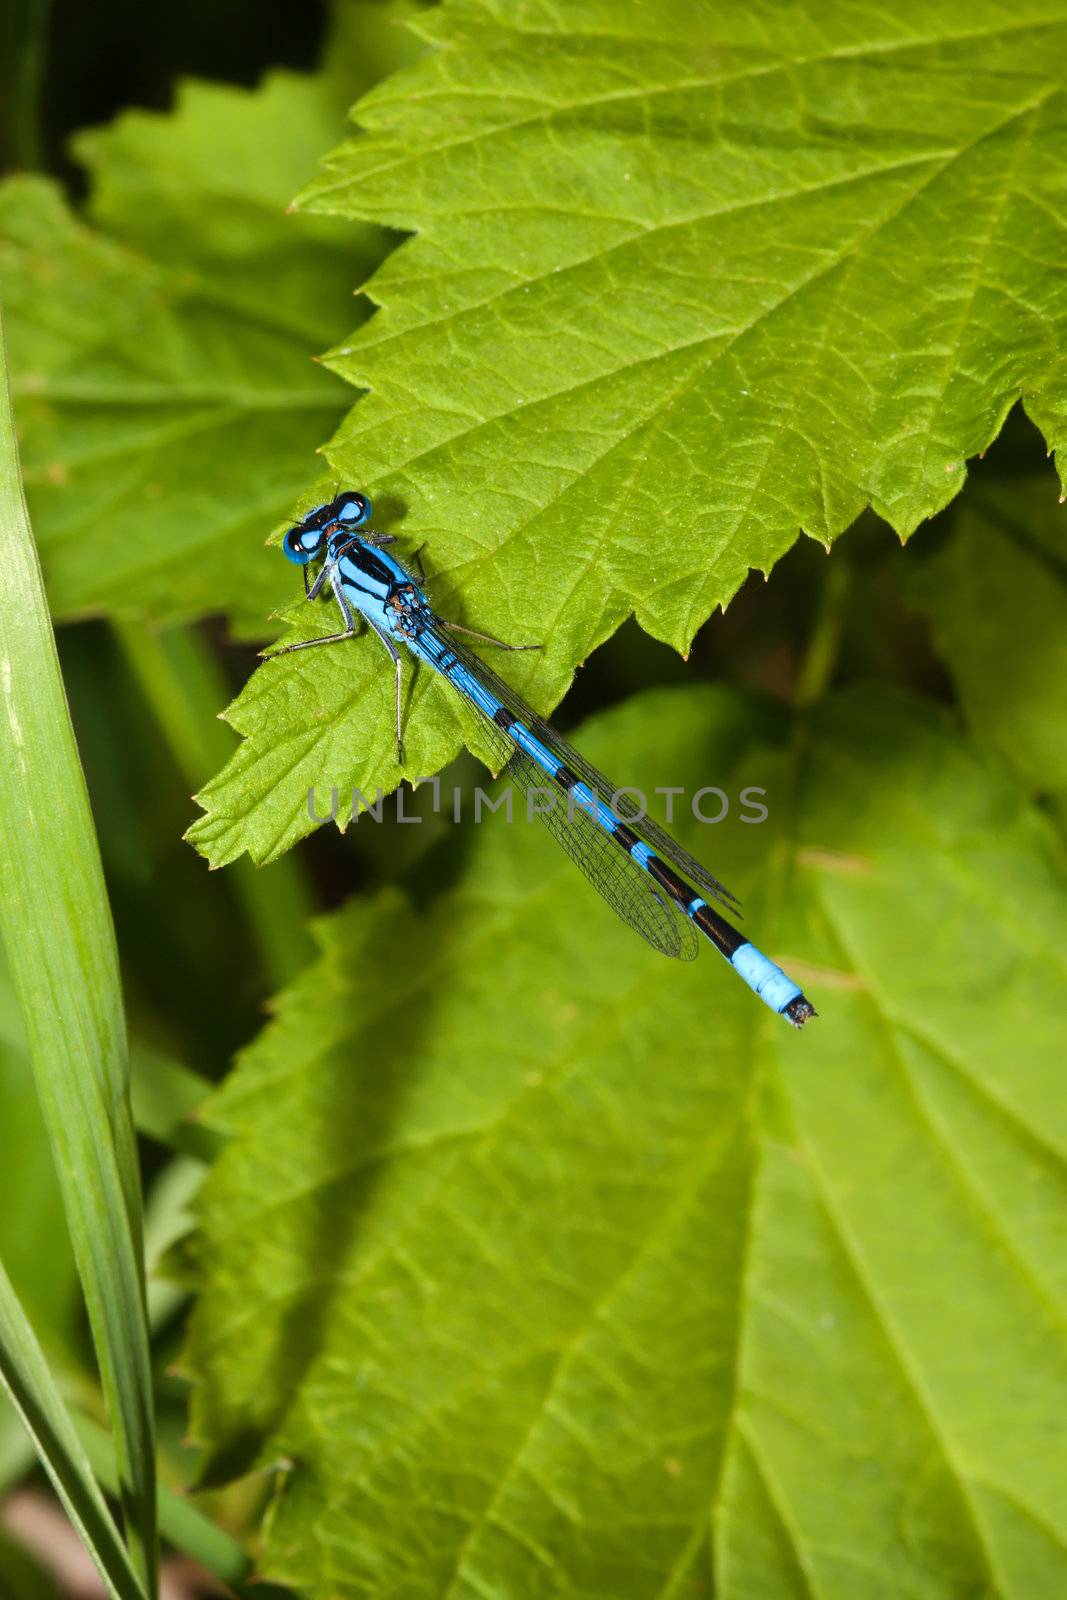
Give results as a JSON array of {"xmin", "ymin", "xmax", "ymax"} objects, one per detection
[
  {"xmin": 0, "ymin": 66, "xmax": 389, "ymax": 633},
  {"xmin": 184, "ymin": 686, "xmax": 1067, "ymax": 1599},
  {"xmin": 190, "ymin": 0, "xmax": 1067, "ymax": 863},
  {"xmin": 303, "ymin": 0, "xmax": 1067, "ymax": 642}
]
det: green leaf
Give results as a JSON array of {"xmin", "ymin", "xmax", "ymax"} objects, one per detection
[
  {"xmin": 907, "ymin": 474, "xmax": 1067, "ymax": 795},
  {"xmin": 303, "ymin": 0, "xmax": 1067, "ymax": 623},
  {"xmin": 186, "ymin": 577, "xmax": 510, "ymax": 865},
  {"xmin": 0, "ymin": 70, "xmax": 372, "ymax": 634},
  {"xmin": 0, "ymin": 314, "xmax": 156, "ymax": 1591},
  {"xmin": 184, "ymin": 685, "xmax": 1067, "ymax": 1598},
  {"xmin": 191, "ymin": 0, "xmax": 1067, "ymax": 863}
]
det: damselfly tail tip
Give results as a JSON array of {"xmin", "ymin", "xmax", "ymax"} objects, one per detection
[{"xmin": 784, "ymin": 995, "xmax": 817, "ymax": 1028}]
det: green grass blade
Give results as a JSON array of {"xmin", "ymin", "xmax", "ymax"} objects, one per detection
[
  {"xmin": 113, "ymin": 622, "xmax": 314, "ymax": 991},
  {"xmin": 0, "ymin": 0, "xmax": 51, "ymax": 170},
  {"xmin": 128, "ymin": 1040, "xmax": 222, "ymax": 1165},
  {"xmin": 142, "ymin": 1153, "xmax": 206, "ymax": 1330},
  {"xmin": 0, "ymin": 311, "xmax": 157, "ymax": 1590},
  {"xmin": 0, "ymin": 1258, "xmax": 147, "ymax": 1600},
  {"xmin": 76, "ymin": 1416, "xmax": 253, "ymax": 1595}
]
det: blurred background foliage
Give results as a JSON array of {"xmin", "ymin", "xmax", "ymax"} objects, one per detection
[{"xmin": 0, "ymin": 0, "xmax": 1063, "ymax": 1595}]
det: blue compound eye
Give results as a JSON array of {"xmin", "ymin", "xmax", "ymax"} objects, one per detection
[
  {"xmin": 283, "ymin": 525, "xmax": 324, "ymax": 564},
  {"xmin": 333, "ymin": 490, "xmax": 372, "ymax": 527}
]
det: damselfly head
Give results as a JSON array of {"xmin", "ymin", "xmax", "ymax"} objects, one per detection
[
  {"xmin": 283, "ymin": 523, "xmax": 327, "ymax": 565},
  {"xmin": 332, "ymin": 490, "xmax": 373, "ymax": 527},
  {"xmin": 284, "ymin": 491, "xmax": 373, "ymax": 563}
]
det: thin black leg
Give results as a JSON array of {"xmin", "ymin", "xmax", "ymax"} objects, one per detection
[
  {"xmin": 394, "ymin": 655, "xmax": 404, "ymax": 765},
  {"xmin": 441, "ymin": 620, "xmax": 542, "ymax": 652},
  {"xmin": 261, "ymin": 569, "xmax": 356, "ymax": 656},
  {"xmin": 409, "ymin": 542, "xmax": 427, "ymax": 583},
  {"xmin": 364, "ymin": 616, "xmax": 405, "ymax": 764},
  {"xmin": 306, "ymin": 564, "xmax": 330, "ymax": 602},
  {"xmin": 260, "ymin": 626, "xmax": 358, "ymax": 659}
]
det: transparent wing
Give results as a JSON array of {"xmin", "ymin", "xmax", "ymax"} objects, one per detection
[
  {"xmin": 502, "ymin": 745, "xmax": 699, "ymax": 961},
  {"xmin": 421, "ymin": 629, "xmax": 710, "ymax": 959},
  {"xmin": 426, "ymin": 626, "xmax": 740, "ymax": 915}
]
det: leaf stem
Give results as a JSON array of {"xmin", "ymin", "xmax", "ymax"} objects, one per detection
[{"xmin": 794, "ymin": 549, "xmax": 850, "ymax": 709}]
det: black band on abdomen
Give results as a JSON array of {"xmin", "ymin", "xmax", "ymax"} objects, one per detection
[
  {"xmin": 646, "ymin": 854, "xmax": 695, "ymax": 908},
  {"xmin": 693, "ymin": 902, "xmax": 745, "ymax": 958}
]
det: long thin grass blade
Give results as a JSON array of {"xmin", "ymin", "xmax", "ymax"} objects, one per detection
[
  {"xmin": 0, "ymin": 312, "xmax": 157, "ymax": 1589},
  {"xmin": 76, "ymin": 1417, "xmax": 253, "ymax": 1594},
  {"xmin": 0, "ymin": 1259, "xmax": 146, "ymax": 1600}
]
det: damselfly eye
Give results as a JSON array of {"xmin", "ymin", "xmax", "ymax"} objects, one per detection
[
  {"xmin": 333, "ymin": 491, "xmax": 373, "ymax": 527},
  {"xmin": 283, "ymin": 525, "xmax": 324, "ymax": 565}
]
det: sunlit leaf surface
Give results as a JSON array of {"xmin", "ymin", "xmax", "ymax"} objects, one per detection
[{"xmin": 186, "ymin": 686, "xmax": 1067, "ymax": 1599}]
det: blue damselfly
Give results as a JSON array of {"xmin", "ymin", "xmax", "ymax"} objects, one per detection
[{"xmin": 264, "ymin": 492, "xmax": 816, "ymax": 1027}]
